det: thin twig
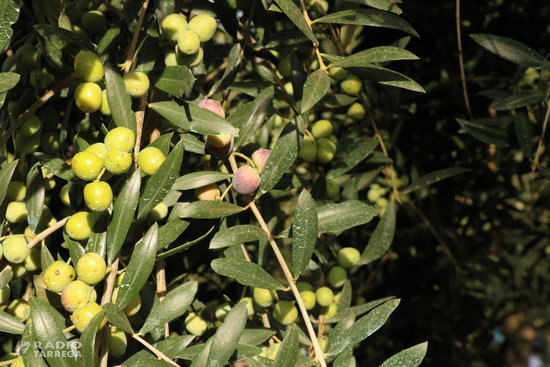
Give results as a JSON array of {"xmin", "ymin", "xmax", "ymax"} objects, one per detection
[
  {"xmin": 299, "ymin": 0, "xmax": 328, "ymax": 73},
  {"xmin": 0, "ymin": 73, "xmax": 76, "ymax": 149},
  {"xmin": 132, "ymin": 333, "xmax": 180, "ymax": 367},
  {"xmin": 455, "ymin": 0, "xmax": 473, "ymax": 119},
  {"xmin": 27, "ymin": 217, "xmax": 69, "ymax": 249},
  {"xmin": 134, "ymin": 94, "xmax": 147, "ymax": 165},
  {"xmin": 155, "ymin": 259, "xmax": 170, "ymax": 338},
  {"xmin": 98, "ymin": 258, "xmax": 120, "ymax": 367},
  {"xmin": 120, "ymin": 0, "xmax": 150, "ymax": 72},
  {"xmin": 532, "ymin": 102, "xmax": 550, "ymax": 172},
  {"xmin": 228, "ymin": 154, "xmax": 327, "ymax": 367}
]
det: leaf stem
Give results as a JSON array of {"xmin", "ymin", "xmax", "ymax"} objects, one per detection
[
  {"xmin": 120, "ymin": 0, "xmax": 150, "ymax": 73},
  {"xmin": 299, "ymin": 0, "xmax": 328, "ymax": 73},
  {"xmin": 27, "ymin": 216, "xmax": 69, "ymax": 249},
  {"xmin": 227, "ymin": 155, "xmax": 327, "ymax": 367}
]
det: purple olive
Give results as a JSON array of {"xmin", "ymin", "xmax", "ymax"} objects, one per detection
[
  {"xmin": 251, "ymin": 149, "xmax": 272, "ymax": 173},
  {"xmin": 232, "ymin": 166, "xmax": 261, "ymax": 195},
  {"xmin": 198, "ymin": 98, "xmax": 225, "ymax": 118}
]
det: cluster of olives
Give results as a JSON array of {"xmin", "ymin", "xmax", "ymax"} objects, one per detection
[
  {"xmin": 299, "ymin": 119, "xmax": 337, "ymax": 164},
  {"xmin": 65, "ymin": 1, "xmax": 107, "ymax": 38},
  {"xmin": 161, "ymin": 13, "xmax": 217, "ymax": 68},
  {"xmin": 73, "ymin": 50, "xmax": 151, "ymax": 115}
]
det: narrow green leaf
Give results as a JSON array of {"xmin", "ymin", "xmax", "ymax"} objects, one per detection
[
  {"xmin": 157, "ymin": 217, "xmax": 190, "ymax": 250},
  {"xmin": 35, "ymin": 24, "xmax": 92, "ymax": 69},
  {"xmin": 292, "ymin": 189, "xmax": 318, "ymax": 277},
  {"xmin": 137, "ymin": 139, "xmax": 184, "ymax": 221},
  {"xmin": 0, "ymin": 159, "xmax": 18, "ymax": 206},
  {"xmin": 515, "ymin": 111, "xmax": 534, "ymax": 158},
  {"xmin": 107, "ymin": 169, "xmax": 141, "ymax": 263},
  {"xmin": 0, "ymin": 310, "xmax": 25, "ymax": 334},
  {"xmin": 40, "ymin": 244, "xmax": 55, "ymax": 270},
  {"xmin": 158, "ymin": 226, "xmax": 214, "ymax": 259},
  {"xmin": 116, "ymin": 224, "xmax": 158, "ymax": 309},
  {"xmin": 26, "ymin": 164, "xmax": 45, "ymax": 233},
  {"xmin": 86, "ymin": 212, "xmax": 110, "ymax": 257},
  {"xmin": 239, "ymin": 329, "xmax": 275, "ymax": 345},
  {"xmin": 64, "ymin": 232, "xmax": 85, "ymax": 265},
  {"xmin": 80, "ymin": 310, "xmax": 106, "ymax": 367},
  {"xmin": 234, "ymin": 87, "xmax": 274, "ymax": 149},
  {"xmin": 345, "ymin": 0, "xmax": 402, "ymax": 14},
  {"xmin": 122, "ymin": 335, "xmax": 195, "ymax": 364},
  {"xmin": 147, "ymin": 66, "xmax": 195, "ymax": 98},
  {"xmin": 327, "ymin": 299, "xmax": 400, "ymax": 356},
  {"xmin": 207, "ymin": 302, "xmax": 248, "ymax": 367},
  {"xmin": 210, "ymin": 225, "xmax": 265, "ymax": 249},
  {"xmin": 147, "ymin": 132, "xmax": 173, "ymax": 156},
  {"xmin": 0, "ymin": 72, "xmax": 19, "ymax": 92},
  {"xmin": 172, "ymin": 171, "xmax": 232, "ymax": 191},
  {"xmin": 177, "ymin": 201, "xmax": 243, "ymax": 219},
  {"xmin": 361, "ymin": 198, "xmax": 397, "ymax": 264},
  {"xmin": 470, "ymin": 33, "xmax": 545, "ymax": 68},
  {"xmin": 0, "ymin": 0, "xmax": 20, "ymax": 52},
  {"xmin": 353, "ymin": 63, "xmax": 425, "ymax": 93},
  {"xmin": 181, "ymin": 133, "xmax": 205, "ymax": 154},
  {"xmin": 104, "ymin": 303, "xmax": 133, "ymax": 333},
  {"xmin": 315, "ymin": 9, "xmax": 418, "ymax": 37},
  {"xmin": 456, "ymin": 117, "xmax": 510, "ymax": 146},
  {"xmin": 149, "ymin": 101, "xmax": 238, "ymax": 136},
  {"xmin": 493, "ymin": 90, "xmax": 545, "ymax": 110},
  {"xmin": 274, "ymin": 0, "xmax": 317, "ymax": 44},
  {"xmin": 257, "ymin": 121, "xmax": 299, "ymax": 196},
  {"xmin": 140, "ymin": 281, "xmax": 198, "ymax": 334},
  {"xmin": 105, "ymin": 64, "xmax": 137, "ymax": 133},
  {"xmin": 331, "ymin": 46, "xmax": 418, "ymax": 68},
  {"xmin": 0, "ymin": 266, "xmax": 13, "ymax": 288},
  {"xmin": 30, "ymin": 298, "xmax": 76, "ymax": 367},
  {"xmin": 317, "ymin": 200, "xmax": 378, "ymax": 233},
  {"xmin": 401, "ymin": 167, "xmax": 470, "ymax": 195},
  {"xmin": 337, "ymin": 280, "xmax": 353, "ymax": 313},
  {"xmin": 379, "ymin": 342, "xmax": 428, "ymax": 367},
  {"xmin": 209, "ymin": 43, "xmax": 242, "ymax": 96},
  {"xmin": 34, "ymin": 153, "xmax": 75, "ymax": 181},
  {"xmin": 301, "ymin": 69, "xmax": 331, "ymax": 113},
  {"xmin": 22, "ymin": 324, "xmax": 49, "ymax": 367},
  {"xmin": 211, "ymin": 258, "xmax": 285, "ymax": 290},
  {"xmin": 327, "ymin": 137, "xmax": 378, "ymax": 178},
  {"xmin": 273, "ymin": 325, "xmax": 299, "ymax": 367}
]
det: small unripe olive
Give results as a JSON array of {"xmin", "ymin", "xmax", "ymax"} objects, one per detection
[
  {"xmin": 185, "ymin": 312, "xmax": 207, "ymax": 336},
  {"xmin": 296, "ymin": 281, "xmax": 314, "ymax": 292},
  {"xmin": 316, "ymin": 138, "xmax": 337, "ymax": 164},
  {"xmin": 6, "ymin": 181, "xmax": 26, "ymax": 201},
  {"xmin": 138, "ymin": 147, "xmax": 165, "ymax": 175},
  {"xmin": 16, "ymin": 44, "xmax": 39, "ymax": 71},
  {"xmin": 12, "ymin": 264, "xmax": 27, "ymax": 279},
  {"xmin": 188, "ymin": 14, "xmax": 217, "ymax": 42},
  {"xmin": 43, "ymin": 261, "xmax": 76, "ymax": 293},
  {"xmin": 161, "ymin": 13, "xmax": 188, "ymax": 42},
  {"xmin": 215, "ymin": 303, "xmax": 232, "ymax": 321},
  {"xmin": 60, "ymin": 184, "xmax": 71, "ymax": 207},
  {"xmin": 376, "ymin": 197, "xmax": 389, "ymax": 215},
  {"xmin": 164, "ymin": 50, "xmax": 178, "ymax": 66},
  {"xmin": 7, "ymin": 299, "xmax": 30, "ymax": 321},
  {"xmin": 326, "ymin": 178, "xmax": 340, "ymax": 200},
  {"xmin": 75, "ymin": 82, "xmax": 102, "ymax": 113},
  {"xmin": 300, "ymin": 290, "xmax": 316, "ymax": 310},
  {"xmin": 195, "ymin": 184, "xmax": 220, "ymax": 201},
  {"xmin": 80, "ymin": 10, "xmax": 106, "ymax": 36},
  {"xmin": 284, "ymin": 81, "xmax": 294, "ymax": 96},
  {"xmin": 65, "ymin": 211, "xmax": 94, "ymax": 241},
  {"xmin": 322, "ymin": 302, "xmax": 337, "ymax": 319},
  {"xmin": 41, "ymin": 131, "xmax": 61, "ymax": 154},
  {"xmin": 232, "ymin": 166, "xmax": 261, "ymax": 195},
  {"xmin": 273, "ymin": 301, "xmax": 298, "ymax": 325},
  {"xmin": 177, "ymin": 30, "xmax": 200, "ymax": 55},
  {"xmin": 315, "ymin": 287, "xmax": 334, "ymax": 307},
  {"xmin": 311, "ymin": 119, "xmax": 333, "ymax": 139},
  {"xmin": 100, "ymin": 90, "xmax": 110, "ymax": 115},
  {"xmin": 85, "ymin": 142, "xmax": 108, "ymax": 161},
  {"xmin": 337, "ymin": 247, "xmax": 361, "ymax": 269},
  {"xmin": 83, "ymin": 181, "xmax": 113, "ymax": 212},
  {"xmin": 149, "ymin": 202, "xmax": 168, "ymax": 222},
  {"xmin": 76, "ymin": 252, "xmax": 107, "ymax": 285},
  {"xmin": 340, "ymin": 74, "xmax": 362, "ymax": 95},
  {"xmin": 251, "ymin": 149, "xmax": 272, "ymax": 173},
  {"xmin": 327, "ymin": 266, "xmax": 347, "ymax": 288},
  {"xmin": 329, "ymin": 66, "xmax": 349, "ymax": 81},
  {"xmin": 71, "ymin": 302, "xmax": 104, "ymax": 333},
  {"xmin": 5, "ymin": 201, "xmax": 27, "ymax": 223},
  {"xmin": 278, "ymin": 55, "xmax": 292, "ymax": 78},
  {"xmin": 61, "ymin": 280, "xmax": 97, "ymax": 312},
  {"xmin": 19, "ymin": 115, "xmax": 41, "ymax": 137},
  {"xmin": 2, "ymin": 236, "xmax": 29, "ymax": 264},
  {"xmin": 72, "ymin": 151, "xmax": 103, "ymax": 180},
  {"xmin": 298, "ymin": 135, "xmax": 317, "ymax": 162},
  {"xmin": 23, "ymin": 248, "xmax": 41, "ymax": 271},
  {"xmin": 205, "ymin": 134, "xmax": 234, "ymax": 157},
  {"xmin": 123, "ymin": 71, "xmax": 150, "ymax": 97},
  {"xmin": 176, "ymin": 47, "xmax": 204, "ymax": 67},
  {"xmin": 104, "ymin": 149, "xmax": 132, "ymax": 175},
  {"xmin": 239, "ymin": 297, "xmax": 254, "ymax": 316},
  {"xmin": 347, "ymin": 102, "xmax": 365, "ymax": 121},
  {"xmin": 15, "ymin": 133, "xmax": 40, "ymax": 154},
  {"xmin": 74, "ymin": 50, "xmax": 104, "ymax": 82},
  {"xmin": 197, "ymin": 98, "xmax": 225, "ymax": 117},
  {"xmin": 0, "ymin": 285, "xmax": 10, "ymax": 305},
  {"xmin": 109, "ymin": 326, "xmax": 128, "ymax": 357},
  {"xmin": 253, "ymin": 288, "xmax": 276, "ymax": 308}
]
